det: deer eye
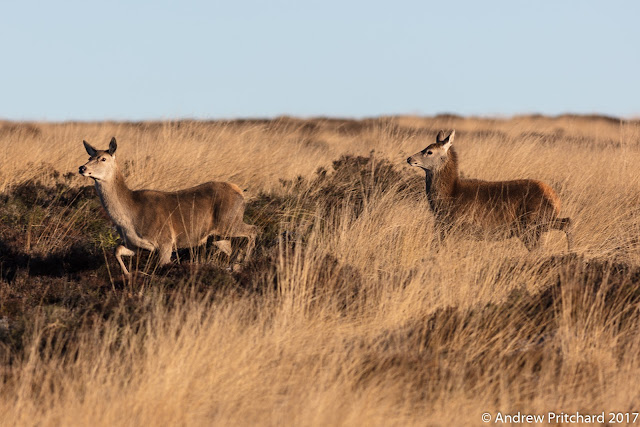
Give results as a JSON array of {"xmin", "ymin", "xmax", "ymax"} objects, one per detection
[
  {"xmin": 101, "ymin": 158, "xmax": 106, "ymax": 162},
  {"xmin": 427, "ymin": 150, "xmax": 433, "ymax": 155}
]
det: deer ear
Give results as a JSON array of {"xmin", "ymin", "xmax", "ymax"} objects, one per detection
[
  {"xmin": 108, "ymin": 137, "xmax": 117, "ymax": 155},
  {"xmin": 440, "ymin": 131, "xmax": 454, "ymax": 152},
  {"xmin": 447, "ymin": 130, "xmax": 455, "ymax": 144},
  {"xmin": 436, "ymin": 130, "xmax": 446, "ymax": 143},
  {"xmin": 83, "ymin": 140, "xmax": 97, "ymax": 156},
  {"xmin": 439, "ymin": 130, "xmax": 455, "ymax": 151}
]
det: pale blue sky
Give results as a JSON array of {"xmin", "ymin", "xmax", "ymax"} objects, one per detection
[{"xmin": 1, "ymin": 1, "xmax": 638, "ymax": 121}]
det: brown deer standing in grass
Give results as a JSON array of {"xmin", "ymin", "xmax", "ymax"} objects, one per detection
[
  {"xmin": 407, "ymin": 130, "xmax": 572, "ymax": 251},
  {"xmin": 79, "ymin": 137, "xmax": 258, "ymax": 277}
]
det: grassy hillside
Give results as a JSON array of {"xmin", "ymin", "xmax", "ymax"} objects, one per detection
[{"xmin": 1, "ymin": 115, "xmax": 640, "ymax": 425}]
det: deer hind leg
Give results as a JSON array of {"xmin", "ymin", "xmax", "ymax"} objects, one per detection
[
  {"xmin": 220, "ymin": 197, "xmax": 259, "ymax": 266},
  {"xmin": 552, "ymin": 217, "xmax": 573, "ymax": 251},
  {"xmin": 213, "ymin": 239, "xmax": 233, "ymax": 256},
  {"xmin": 234, "ymin": 223, "xmax": 258, "ymax": 263},
  {"xmin": 115, "ymin": 244, "xmax": 135, "ymax": 277},
  {"xmin": 223, "ymin": 223, "xmax": 258, "ymax": 265},
  {"xmin": 244, "ymin": 224, "xmax": 258, "ymax": 262},
  {"xmin": 520, "ymin": 226, "xmax": 542, "ymax": 252}
]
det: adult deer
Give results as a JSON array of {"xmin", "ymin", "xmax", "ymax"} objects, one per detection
[
  {"xmin": 407, "ymin": 130, "xmax": 572, "ymax": 251},
  {"xmin": 79, "ymin": 137, "xmax": 257, "ymax": 277}
]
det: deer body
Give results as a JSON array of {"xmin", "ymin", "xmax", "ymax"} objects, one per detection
[
  {"xmin": 408, "ymin": 131, "xmax": 572, "ymax": 250},
  {"xmin": 80, "ymin": 138, "xmax": 257, "ymax": 276}
]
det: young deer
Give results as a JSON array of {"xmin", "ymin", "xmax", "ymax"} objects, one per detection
[
  {"xmin": 79, "ymin": 137, "xmax": 258, "ymax": 277},
  {"xmin": 407, "ymin": 130, "xmax": 572, "ymax": 251}
]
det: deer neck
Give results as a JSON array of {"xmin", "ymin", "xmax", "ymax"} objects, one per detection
[
  {"xmin": 94, "ymin": 169, "xmax": 136, "ymax": 228},
  {"xmin": 425, "ymin": 149, "xmax": 459, "ymax": 213}
]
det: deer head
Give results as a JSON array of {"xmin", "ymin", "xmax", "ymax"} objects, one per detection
[
  {"xmin": 407, "ymin": 130, "xmax": 455, "ymax": 173},
  {"xmin": 79, "ymin": 137, "xmax": 118, "ymax": 182}
]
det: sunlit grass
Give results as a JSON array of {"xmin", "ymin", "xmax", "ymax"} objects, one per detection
[{"xmin": 1, "ymin": 115, "xmax": 640, "ymax": 425}]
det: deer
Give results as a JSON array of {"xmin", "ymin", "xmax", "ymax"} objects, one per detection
[
  {"xmin": 79, "ymin": 137, "xmax": 258, "ymax": 277},
  {"xmin": 406, "ymin": 130, "xmax": 572, "ymax": 251}
]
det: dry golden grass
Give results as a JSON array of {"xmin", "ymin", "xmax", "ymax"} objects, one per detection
[{"xmin": 1, "ymin": 115, "xmax": 640, "ymax": 425}]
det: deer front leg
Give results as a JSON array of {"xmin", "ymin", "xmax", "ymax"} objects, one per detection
[
  {"xmin": 115, "ymin": 244, "xmax": 135, "ymax": 277},
  {"xmin": 430, "ymin": 223, "xmax": 448, "ymax": 252},
  {"xmin": 158, "ymin": 245, "xmax": 173, "ymax": 265}
]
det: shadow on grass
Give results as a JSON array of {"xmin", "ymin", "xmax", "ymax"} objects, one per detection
[{"xmin": 358, "ymin": 253, "xmax": 640, "ymax": 397}]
